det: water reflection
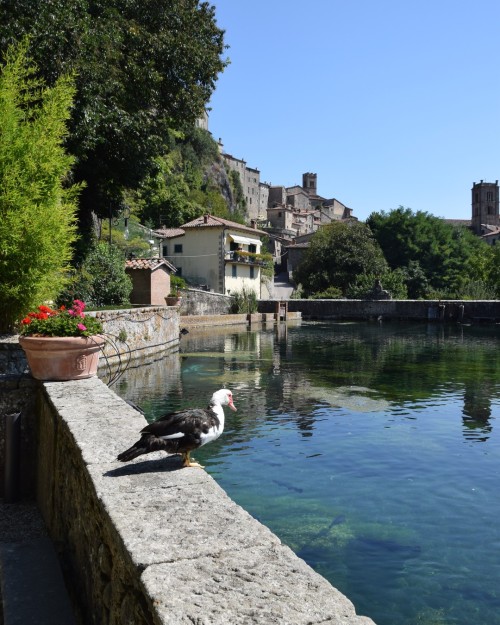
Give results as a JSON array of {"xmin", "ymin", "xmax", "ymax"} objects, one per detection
[
  {"xmin": 115, "ymin": 322, "xmax": 500, "ymax": 445},
  {"xmin": 462, "ymin": 383, "xmax": 494, "ymax": 442},
  {"xmin": 114, "ymin": 321, "xmax": 500, "ymax": 625}
]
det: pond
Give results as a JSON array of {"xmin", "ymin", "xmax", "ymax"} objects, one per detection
[{"xmin": 114, "ymin": 321, "xmax": 500, "ymax": 625}]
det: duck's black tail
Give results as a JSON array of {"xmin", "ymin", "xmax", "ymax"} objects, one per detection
[{"xmin": 117, "ymin": 440, "xmax": 148, "ymax": 462}]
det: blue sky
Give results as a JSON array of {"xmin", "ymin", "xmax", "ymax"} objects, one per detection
[{"xmin": 208, "ymin": 0, "xmax": 500, "ymax": 221}]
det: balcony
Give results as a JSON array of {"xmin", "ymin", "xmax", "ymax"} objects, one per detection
[{"xmin": 224, "ymin": 251, "xmax": 266, "ymax": 266}]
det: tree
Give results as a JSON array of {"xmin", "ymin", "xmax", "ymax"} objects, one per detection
[
  {"xmin": 0, "ymin": 40, "xmax": 80, "ymax": 332},
  {"xmin": 0, "ymin": 0, "xmax": 228, "ymax": 228},
  {"xmin": 58, "ymin": 241, "xmax": 132, "ymax": 307},
  {"xmin": 293, "ymin": 221, "xmax": 388, "ymax": 297},
  {"xmin": 367, "ymin": 206, "xmax": 490, "ymax": 297}
]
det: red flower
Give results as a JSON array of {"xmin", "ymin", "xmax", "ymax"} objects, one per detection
[{"xmin": 21, "ymin": 317, "xmax": 32, "ymax": 325}]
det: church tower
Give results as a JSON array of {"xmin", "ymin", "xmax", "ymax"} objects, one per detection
[
  {"xmin": 471, "ymin": 180, "xmax": 499, "ymax": 235},
  {"xmin": 302, "ymin": 172, "xmax": 317, "ymax": 196}
]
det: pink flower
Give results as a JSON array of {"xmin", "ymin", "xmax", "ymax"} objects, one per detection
[{"xmin": 77, "ymin": 323, "xmax": 87, "ymax": 332}]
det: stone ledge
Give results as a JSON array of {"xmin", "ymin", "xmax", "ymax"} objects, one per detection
[{"xmin": 38, "ymin": 378, "xmax": 375, "ymax": 625}]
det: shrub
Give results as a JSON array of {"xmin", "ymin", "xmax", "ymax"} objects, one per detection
[
  {"xmin": 230, "ymin": 285, "xmax": 258, "ymax": 314},
  {"xmin": 58, "ymin": 242, "xmax": 132, "ymax": 307}
]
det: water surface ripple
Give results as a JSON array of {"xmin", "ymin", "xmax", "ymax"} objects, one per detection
[{"xmin": 115, "ymin": 321, "xmax": 500, "ymax": 625}]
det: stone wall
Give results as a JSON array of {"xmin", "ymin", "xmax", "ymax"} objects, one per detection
[
  {"xmin": 0, "ymin": 307, "xmax": 180, "ymax": 498},
  {"xmin": 258, "ymin": 299, "xmax": 500, "ymax": 323},
  {"xmin": 36, "ymin": 378, "xmax": 375, "ymax": 625},
  {"xmin": 180, "ymin": 288, "xmax": 232, "ymax": 316},
  {"xmin": 92, "ymin": 306, "xmax": 180, "ymax": 369}
]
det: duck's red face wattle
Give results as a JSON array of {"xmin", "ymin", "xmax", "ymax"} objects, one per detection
[{"xmin": 228, "ymin": 394, "xmax": 237, "ymax": 411}]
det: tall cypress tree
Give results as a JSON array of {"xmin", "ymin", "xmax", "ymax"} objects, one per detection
[{"xmin": 0, "ymin": 40, "xmax": 80, "ymax": 332}]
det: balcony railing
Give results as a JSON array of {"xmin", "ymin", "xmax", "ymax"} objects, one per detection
[{"xmin": 224, "ymin": 251, "xmax": 266, "ymax": 266}]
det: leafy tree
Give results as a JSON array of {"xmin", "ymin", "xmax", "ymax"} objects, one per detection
[
  {"xmin": 127, "ymin": 127, "xmax": 243, "ymax": 228},
  {"xmin": 0, "ymin": 0, "xmax": 228, "ymax": 227},
  {"xmin": 367, "ymin": 206, "xmax": 490, "ymax": 297},
  {"xmin": 0, "ymin": 40, "xmax": 80, "ymax": 332},
  {"xmin": 58, "ymin": 241, "xmax": 132, "ymax": 307},
  {"xmin": 293, "ymin": 221, "xmax": 388, "ymax": 297}
]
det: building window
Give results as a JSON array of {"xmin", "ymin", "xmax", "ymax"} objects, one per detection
[
  {"xmin": 488, "ymin": 206, "xmax": 494, "ymax": 215},
  {"xmin": 250, "ymin": 266, "xmax": 255, "ymax": 279},
  {"xmin": 249, "ymin": 244, "xmax": 257, "ymax": 253},
  {"xmin": 232, "ymin": 265, "xmax": 237, "ymax": 277},
  {"xmin": 176, "ymin": 266, "xmax": 182, "ymax": 276},
  {"xmin": 487, "ymin": 191, "xmax": 494, "ymax": 201},
  {"xmin": 162, "ymin": 244, "xmax": 168, "ymax": 256},
  {"xmin": 174, "ymin": 244, "xmax": 183, "ymax": 253}
]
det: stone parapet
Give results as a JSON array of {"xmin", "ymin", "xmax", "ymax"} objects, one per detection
[
  {"xmin": 36, "ymin": 378, "xmax": 376, "ymax": 625},
  {"xmin": 258, "ymin": 299, "xmax": 500, "ymax": 323}
]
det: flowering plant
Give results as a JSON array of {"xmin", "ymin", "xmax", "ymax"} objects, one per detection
[{"xmin": 19, "ymin": 300, "xmax": 103, "ymax": 337}]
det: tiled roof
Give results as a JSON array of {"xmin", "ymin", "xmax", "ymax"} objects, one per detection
[
  {"xmin": 181, "ymin": 214, "xmax": 267, "ymax": 236},
  {"xmin": 153, "ymin": 228, "xmax": 185, "ymax": 238},
  {"xmin": 125, "ymin": 258, "xmax": 176, "ymax": 272}
]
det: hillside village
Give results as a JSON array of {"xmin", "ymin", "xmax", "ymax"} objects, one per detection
[{"xmin": 127, "ymin": 115, "xmax": 500, "ymax": 305}]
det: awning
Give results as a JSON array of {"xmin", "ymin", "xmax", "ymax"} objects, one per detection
[{"xmin": 229, "ymin": 234, "xmax": 259, "ymax": 246}]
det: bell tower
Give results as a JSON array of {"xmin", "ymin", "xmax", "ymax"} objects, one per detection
[
  {"xmin": 471, "ymin": 180, "xmax": 499, "ymax": 235},
  {"xmin": 302, "ymin": 172, "xmax": 317, "ymax": 196}
]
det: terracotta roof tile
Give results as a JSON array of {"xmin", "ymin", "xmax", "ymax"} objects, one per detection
[
  {"xmin": 125, "ymin": 258, "xmax": 176, "ymax": 272},
  {"xmin": 181, "ymin": 214, "xmax": 267, "ymax": 236},
  {"xmin": 153, "ymin": 228, "xmax": 185, "ymax": 238}
]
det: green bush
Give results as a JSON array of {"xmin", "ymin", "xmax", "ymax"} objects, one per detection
[
  {"xmin": 230, "ymin": 286, "xmax": 258, "ymax": 314},
  {"xmin": 310, "ymin": 286, "xmax": 344, "ymax": 299},
  {"xmin": 170, "ymin": 275, "xmax": 187, "ymax": 294},
  {"xmin": 58, "ymin": 242, "xmax": 132, "ymax": 307},
  {"xmin": 0, "ymin": 41, "xmax": 80, "ymax": 332}
]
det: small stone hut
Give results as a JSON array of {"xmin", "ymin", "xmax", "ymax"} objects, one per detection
[{"xmin": 125, "ymin": 258, "xmax": 177, "ymax": 306}]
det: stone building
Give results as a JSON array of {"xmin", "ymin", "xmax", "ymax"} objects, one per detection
[
  {"xmin": 125, "ymin": 258, "xmax": 177, "ymax": 306},
  {"xmin": 471, "ymin": 180, "xmax": 500, "ymax": 235},
  {"xmin": 221, "ymin": 150, "xmax": 266, "ymax": 221},
  {"xmin": 155, "ymin": 214, "xmax": 266, "ymax": 297}
]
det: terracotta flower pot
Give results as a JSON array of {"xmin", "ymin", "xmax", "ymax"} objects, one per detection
[
  {"xmin": 165, "ymin": 295, "xmax": 182, "ymax": 306},
  {"xmin": 19, "ymin": 335, "xmax": 106, "ymax": 381}
]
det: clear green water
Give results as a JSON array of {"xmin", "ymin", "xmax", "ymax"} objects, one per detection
[{"xmin": 115, "ymin": 321, "xmax": 500, "ymax": 625}]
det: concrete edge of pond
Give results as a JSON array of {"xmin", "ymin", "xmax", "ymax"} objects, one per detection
[{"xmin": 36, "ymin": 377, "xmax": 376, "ymax": 625}]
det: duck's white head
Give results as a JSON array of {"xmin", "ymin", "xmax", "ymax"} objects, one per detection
[{"xmin": 211, "ymin": 388, "xmax": 237, "ymax": 411}]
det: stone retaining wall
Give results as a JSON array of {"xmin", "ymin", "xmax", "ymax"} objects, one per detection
[
  {"xmin": 258, "ymin": 299, "xmax": 500, "ymax": 323},
  {"xmin": 93, "ymin": 307, "xmax": 180, "ymax": 368},
  {"xmin": 37, "ymin": 378, "xmax": 375, "ymax": 625},
  {"xmin": 180, "ymin": 288, "xmax": 232, "ymax": 316}
]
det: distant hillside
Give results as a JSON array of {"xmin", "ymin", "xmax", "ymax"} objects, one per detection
[{"xmin": 127, "ymin": 128, "xmax": 247, "ymax": 228}]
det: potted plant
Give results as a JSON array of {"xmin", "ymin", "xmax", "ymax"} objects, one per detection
[
  {"xmin": 165, "ymin": 276, "xmax": 186, "ymax": 306},
  {"xmin": 18, "ymin": 300, "xmax": 105, "ymax": 381}
]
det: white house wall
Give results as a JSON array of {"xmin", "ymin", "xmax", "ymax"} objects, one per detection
[
  {"xmin": 167, "ymin": 229, "xmax": 221, "ymax": 291},
  {"xmin": 166, "ymin": 226, "xmax": 262, "ymax": 297}
]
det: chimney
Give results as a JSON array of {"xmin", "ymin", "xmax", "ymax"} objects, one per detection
[
  {"xmin": 203, "ymin": 214, "xmax": 209, "ymax": 224},
  {"xmin": 250, "ymin": 219, "xmax": 257, "ymax": 229}
]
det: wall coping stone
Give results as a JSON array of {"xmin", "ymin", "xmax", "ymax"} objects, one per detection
[{"xmin": 38, "ymin": 378, "xmax": 375, "ymax": 624}]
